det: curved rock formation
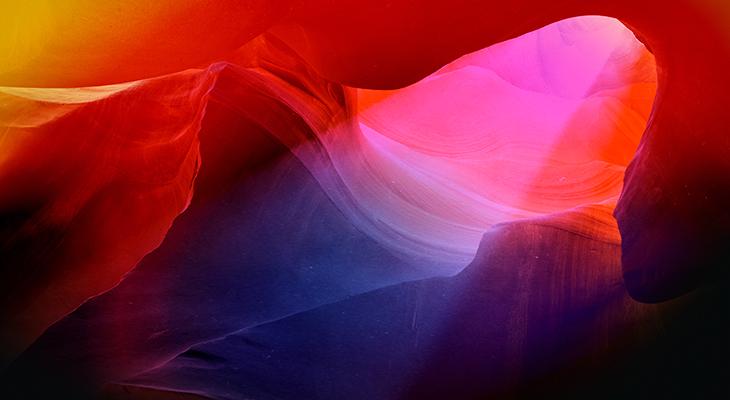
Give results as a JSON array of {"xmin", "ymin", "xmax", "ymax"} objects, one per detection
[{"xmin": 1, "ymin": 1, "xmax": 728, "ymax": 398}]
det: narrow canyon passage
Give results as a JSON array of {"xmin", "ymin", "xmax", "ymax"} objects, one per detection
[{"xmin": 1, "ymin": 2, "xmax": 728, "ymax": 399}]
